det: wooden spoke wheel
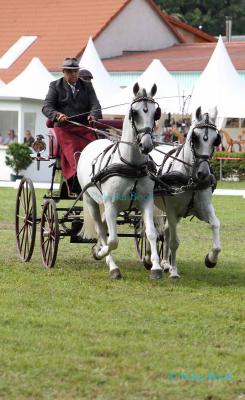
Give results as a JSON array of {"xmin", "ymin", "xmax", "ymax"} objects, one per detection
[
  {"xmin": 15, "ymin": 177, "xmax": 37, "ymax": 262},
  {"xmin": 134, "ymin": 217, "xmax": 165, "ymax": 267},
  {"xmin": 134, "ymin": 218, "xmax": 148, "ymax": 262},
  {"xmin": 40, "ymin": 199, "xmax": 59, "ymax": 268}
]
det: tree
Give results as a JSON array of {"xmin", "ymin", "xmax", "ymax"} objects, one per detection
[
  {"xmin": 155, "ymin": 0, "xmax": 245, "ymax": 36},
  {"xmin": 5, "ymin": 143, "xmax": 33, "ymax": 176}
]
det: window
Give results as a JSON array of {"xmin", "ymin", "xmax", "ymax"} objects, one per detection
[
  {"xmin": 24, "ymin": 112, "xmax": 36, "ymax": 135},
  {"xmin": 0, "ymin": 111, "xmax": 18, "ymax": 142}
]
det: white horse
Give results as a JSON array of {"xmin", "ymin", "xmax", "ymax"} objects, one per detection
[
  {"xmin": 149, "ymin": 106, "xmax": 222, "ymax": 278},
  {"xmin": 77, "ymin": 83, "xmax": 162, "ymax": 279}
]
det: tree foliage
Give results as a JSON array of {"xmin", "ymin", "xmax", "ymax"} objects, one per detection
[
  {"xmin": 155, "ymin": 0, "xmax": 245, "ymax": 36},
  {"xmin": 5, "ymin": 143, "xmax": 33, "ymax": 175}
]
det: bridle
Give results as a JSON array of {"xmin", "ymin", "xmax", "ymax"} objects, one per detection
[
  {"xmin": 190, "ymin": 113, "xmax": 219, "ymax": 161},
  {"xmin": 189, "ymin": 113, "xmax": 219, "ymax": 183},
  {"xmin": 129, "ymin": 91, "xmax": 161, "ymax": 144}
]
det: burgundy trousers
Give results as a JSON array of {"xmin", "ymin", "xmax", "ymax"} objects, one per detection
[{"xmin": 54, "ymin": 125, "xmax": 96, "ymax": 180}]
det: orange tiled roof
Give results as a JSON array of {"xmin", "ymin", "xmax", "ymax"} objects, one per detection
[
  {"xmin": 0, "ymin": 0, "xmax": 216, "ymax": 83},
  {"xmin": 0, "ymin": 0, "xmax": 131, "ymax": 83},
  {"xmin": 103, "ymin": 41, "xmax": 245, "ymax": 72}
]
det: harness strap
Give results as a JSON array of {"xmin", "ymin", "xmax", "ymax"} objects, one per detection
[
  {"xmin": 124, "ymin": 180, "xmax": 138, "ymax": 218},
  {"xmin": 159, "ymin": 146, "xmax": 183, "ymax": 176},
  {"xmin": 154, "ymin": 146, "xmax": 192, "ymax": 168},
  {"xmin": 91, "ymin": 163, "xmax": 149, "ymax": 184},
  {"xmin": 117, "ymin": 145, "xmax": 148, "ymax": 169}
]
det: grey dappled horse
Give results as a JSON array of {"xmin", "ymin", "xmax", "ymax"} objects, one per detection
[
  {"xmin": 77, "ymin": 83, "xmax": 162, "ymax": 279},
  {"xmin": 150, "ymin": 106, "xmax": 222, "ymax": 278}
]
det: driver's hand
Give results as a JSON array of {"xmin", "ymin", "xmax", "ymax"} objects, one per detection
[
  {"xmin": 56, "ymin": 113, "xmax": 68, "ymax": 122},
  {"xmin": 87, "ymin": 114, "xmax": 96, "ymax": 122}
]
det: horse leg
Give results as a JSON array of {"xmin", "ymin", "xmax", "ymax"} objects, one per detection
[
  {"xmin": 142, "ymin": 225, "xmax": 152, "ymax": 269},
  {"xmin": 161, "ymin": 218, "xmax": 171, "ymax": 273},
  {"xmin": 84, "ymin": 195, "xmax": 121, "ymax": 278},
  {"xmin": 99, "ymin": 202, "xmax": 122, "ymax": 279},
  {"xmin": 83, "ymin": 194, "xmax": 108, "ymax": 258},
  {"xmin": 166, "ymin": 214, "xmax": 180, "ymax": 279},
  {"xmin": 205, "ymin": 204, "xmax": 221, "ymax": 268},
  {"xmin": 141, "ymin": 199, "xmax": 162, "ymax": 279}
]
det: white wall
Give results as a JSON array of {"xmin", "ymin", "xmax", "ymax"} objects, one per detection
[
  {"xmin": 0, "ymin": 98, "xmax": 54, "ymax": 182},
  {"xmin": 0, "ymin": 144, "xmax": 53, "ymax": 182},
  {"xmin": 95, "ymin": 0, "xmax": 178, "ymax": 58}
]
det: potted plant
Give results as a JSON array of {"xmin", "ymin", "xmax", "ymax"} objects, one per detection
[{"xmin": 5, "ymin": 143, "xmax": 33, "ymax": 181}]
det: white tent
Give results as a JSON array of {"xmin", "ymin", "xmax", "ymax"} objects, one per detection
[
  {"xmin": 105, "ymin": 59, "xmax": 182, "ymax": 115},
  {"xmin": 188, "ymin": 36, "xmax": 245, "ymax": 120},
  {"xmin": 0, "ymin": 57, "xmax": 54, "ymax": 100},
  {"xmin": 79, "ymin": 37, "xmax": 120, "ymax": 108}
]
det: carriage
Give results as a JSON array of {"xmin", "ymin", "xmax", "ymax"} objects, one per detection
[
  {"xmin": 15, "ymin": 118, "xmax": 165, "ymax": 270},
  {"xmin": 15, "ymin": 83, "xmax": 221, "ymax": 279}
]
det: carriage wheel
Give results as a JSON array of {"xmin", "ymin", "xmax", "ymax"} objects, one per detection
[
  {"xmin": 40, "ymin": 199, "xmax": 59, "ymax": 268},
  {"xmin": 134, "ymin": 219, "xmax": 149, "ymax": 265},
  {"xmin": 134, "ymin": 217, "xmax": 165, "ymax": 269},
  {"xmin": 15, "ymin": 177, "xmax": 37, "ymax": 262}
]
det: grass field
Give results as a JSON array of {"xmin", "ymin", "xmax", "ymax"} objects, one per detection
[{"xmin": 0, "ymin": 182, "xmax": 244, "ymax": 400}]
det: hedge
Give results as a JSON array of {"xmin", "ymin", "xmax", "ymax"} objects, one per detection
[{"xmin": 211, "ymin": 151, "xmax": 245, "ymax": 180}]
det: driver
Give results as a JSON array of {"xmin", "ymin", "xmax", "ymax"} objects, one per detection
[{"xmin": 42, "ymin": 57, "xmax": 102, "ymax": 193}]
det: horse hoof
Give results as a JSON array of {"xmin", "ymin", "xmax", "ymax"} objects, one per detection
[
  {"xmin": 161, "ymin": 261, "xmax": 170, "ymax": 273},
  {"xmin": 162, "ymin": 265, "xmax": 170, "ymax": 273},
  {"xmin": 169, "ymin": 272, "xmax": 180, "ymax": 279},
  {"xmin": 205, "ymin": 254, "xmax": 216, "ymax": 268},
  {"xmin": 143, "ymin": 257, "xmax": 152, "ymax": 271},
  {"xmin": 150, "ymin": 269, "xmax": 163, "ymax": 280},
  {"xmin": 91, "ymin": 245, "xmax": 101, "ymax": 260},
  {"xmin": 110, "ymin": 268, "xmax": 122, "ymax": 279},
  {"xmin": 169, "ymin": 267, "xmax": 180, "ymax": 279}
]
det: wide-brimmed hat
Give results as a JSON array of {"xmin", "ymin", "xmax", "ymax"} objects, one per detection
[
  {"xmin": 61, "ymin": 57, "xmax": 80, "ymax": 70},
  {"xmin": 79, "ymin": 69, "xmax": 93, "ymax": 79}
]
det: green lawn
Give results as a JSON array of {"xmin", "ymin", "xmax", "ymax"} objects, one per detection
[
  {"xmin": 0, "ymin": 183, "xmax": 244, "ymax": 400},
  {"xmin": 217, "ymin": 181, "xmax": 245, "ymax": 189}
]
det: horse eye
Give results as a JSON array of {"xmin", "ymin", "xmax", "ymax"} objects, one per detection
[{"xmin": 192, "ymin": 131, "xmax": 199, "ymax": 143}]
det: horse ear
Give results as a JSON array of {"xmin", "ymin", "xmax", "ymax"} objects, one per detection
[
  {"xmin": 151, "ymin": 83, "xmax": 157, "ymax": 97},
  {"xmin": 196, "ymin": 106, "xmax": 202, "ymax": 121},
  {"xmin": 133, "ymin": 82, "xmax": 140, "ymax": 96}
]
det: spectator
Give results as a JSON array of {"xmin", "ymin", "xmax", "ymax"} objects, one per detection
[
  {"xmin": 163, "ymin": 127, "xmax": 173, "ymax": 143},
  {"xmin": 24, "ymin": 130, "xmax": 35, "ymax": 147},
  {"xmin": 3, "ymin": 129, "xmax": 17, "ymax": 145}
]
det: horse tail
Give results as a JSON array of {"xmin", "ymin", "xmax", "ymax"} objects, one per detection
[{"xmin": 81, "ymin": 195, "xmax": 98, "ymax": 239}]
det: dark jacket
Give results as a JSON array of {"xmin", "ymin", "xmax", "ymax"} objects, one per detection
[{"xmin": 42, "ymin": 77, "xmax": 102, "ymax": 126}]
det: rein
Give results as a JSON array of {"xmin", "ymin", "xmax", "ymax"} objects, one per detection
[
  {"xmin": 153, "ymin": 146, "xmax": 192, "ymax": 168},
  {"xmin": 67, "ymin": 119, "xmax": 120, "ymax": 140}
]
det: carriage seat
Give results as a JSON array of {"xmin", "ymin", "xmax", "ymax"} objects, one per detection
[
  {"xmin": 46, "ymin": 120, "xmax": 61, "ymax": 159},
  {"xmin": 48, "ymin": 128, "xmax": 61, "ymax": 159}
]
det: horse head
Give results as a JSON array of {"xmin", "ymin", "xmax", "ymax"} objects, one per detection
[
  {"xmin": 189, "ymin": 106, "xmax": 221, "ymax": 182},
  {"xmin": 129, "ymin": 82, "xmax": 161, "ymax": 155}
]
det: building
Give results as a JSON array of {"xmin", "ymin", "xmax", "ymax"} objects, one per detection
[{"xmin": 0, "ymin": 0, "xmax": 215, "ymax": 84}]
